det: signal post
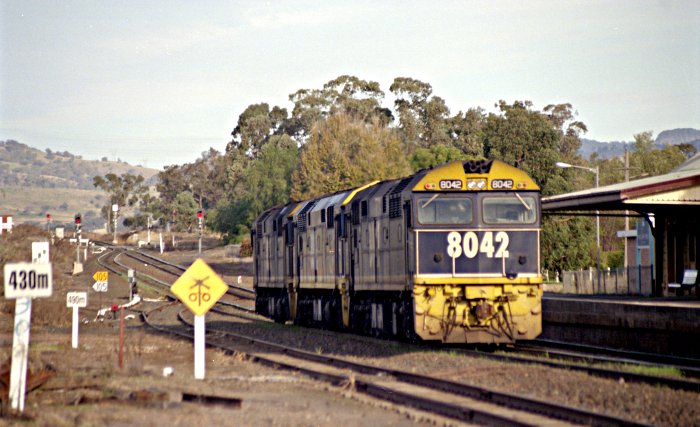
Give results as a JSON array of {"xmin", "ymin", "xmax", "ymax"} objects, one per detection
[
  {"xmin": 72, "ymin": 213, "xmax": 83, "ymax": 275},
  {"xmin": 197, "ymin": 210, "xmax": 203, "ymax": 255}
]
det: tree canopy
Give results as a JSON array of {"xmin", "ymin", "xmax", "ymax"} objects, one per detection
[{"xmin": 104, "ymin": 74, "xmax": 696, "ymax": 269}]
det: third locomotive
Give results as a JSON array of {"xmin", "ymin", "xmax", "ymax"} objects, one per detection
[{"xmin": 253, "ymin": 160, "xmax": 542, "ymax": 344}]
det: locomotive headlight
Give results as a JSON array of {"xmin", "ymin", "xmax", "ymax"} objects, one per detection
[{"xmin": 466, "ymin": 178, "xmax": 486, "ymax": 190}]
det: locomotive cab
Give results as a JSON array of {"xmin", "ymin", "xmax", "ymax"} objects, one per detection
[{"xmin": 408, "ymin": 161, "xmax": 543, "ymax": 343}]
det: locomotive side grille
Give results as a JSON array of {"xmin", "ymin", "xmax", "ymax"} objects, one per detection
[
  {"xmin": 297, "ymin": 213, "xmax": 307, "ymax": 232},
  {"xmin": 296, "ymin": 201, "xmax": 316, "ymax": 233},
  {"xmin": 255, "ymin": 211, "xmax": 271, "ymax": 237},
  {"xmin": 385, "ymin": 177, "xmax": 412, "ymax": 219},
  {"xmin": 390, "ymin": 177, "xmax": 413, "ymax": 195},
  {"xmin": 389, "ymin": 194, "xmax": 402, "ymax": 218}
]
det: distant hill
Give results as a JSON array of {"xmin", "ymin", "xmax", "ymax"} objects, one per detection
[
  {"xmin": 0, "ymin": 140, "xmax": 159, "ymax": 228},
  {"xmin": 656, "ymin": 128, "xmax": 700, "ymax": 145},
  {"xmin": 580, "ymin": 128, "xmax": 700, "ymax": 160},
  {"xmin": 0, "ymin": 140, "xmax": 158, "ymax": 189}
]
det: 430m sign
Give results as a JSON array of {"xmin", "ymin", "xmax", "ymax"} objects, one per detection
[{"xmin": 4, "ymin": 262, "xmax": 53, "ymax": 299}]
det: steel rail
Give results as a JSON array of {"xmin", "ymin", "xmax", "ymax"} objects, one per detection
[
  {"xmin": 451, "ymin": 346, "xmax": 700, "ymax": 393},
  {"xmin": 146, "ymin": 306, "xmax": 647, "ymax": 427},
  {"xmin": 129, "ymin": 248, "xmax": 256, "ymax": 298},
  {"xmin": 526, "ymin": 338, "xmax": 700, "ymax": 373},
  {"xmin": 98, "ymin": 246, "xmax": 699, "ymax": 393}
]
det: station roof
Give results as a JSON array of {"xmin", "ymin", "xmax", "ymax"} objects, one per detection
[{"xmin": 543, "ymin": 153, "xmax": 700, "ymax": 212}]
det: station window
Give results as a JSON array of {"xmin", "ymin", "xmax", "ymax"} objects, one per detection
[
  {"xmin": 482, "ymin": 195, "xmax": 537, "ymax": 224},
  {"xmin": 417, "ymin": 196, "xmax": 473, "ymax": 225}
]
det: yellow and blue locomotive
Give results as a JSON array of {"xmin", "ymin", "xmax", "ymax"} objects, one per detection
[{"xmin": 253, "ymin": 160, "xmax": 542, "ymax": 343}]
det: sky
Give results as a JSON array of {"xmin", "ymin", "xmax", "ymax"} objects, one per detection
[{"xmin": 1, "ymin": 0, "xmax": 699, "ymax": 170}]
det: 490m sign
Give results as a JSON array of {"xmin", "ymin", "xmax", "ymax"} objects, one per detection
[{"xmin": 4, "ymin": 262, "xmax": 53, "ymax": 299}]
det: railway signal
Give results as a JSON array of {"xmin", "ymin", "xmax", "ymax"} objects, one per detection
[
  {"xmin": 74, "ymin": 214, "xmax": 82, "ymax": 267},
  {"xmin": 197, "ymin": 210, "xmax": 203, "ymax": 255}
]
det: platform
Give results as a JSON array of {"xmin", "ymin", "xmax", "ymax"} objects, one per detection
[{"xmin": 541, "ymin": 294, "xmax": 700, "ymax": 358}]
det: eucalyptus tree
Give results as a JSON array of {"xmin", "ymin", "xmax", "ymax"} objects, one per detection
[
  {"xmin": 630, "ymin": 131, "xmax": 686, "ymax": 176},
  {"xmin": 213, "ymin": 135, "xmax": 299, "ymax": 241},
  {"xmin": 291, "ymin": 113, "xmax": 411, "ymax": 201},
  {"xmin": 389, "ymin": 77, "xmax": 451, "ymax": 152},
  {"xmin": 92, "ymin": 172, "xmax": 147, "ymax": 230},
  {"xmin": 288, "ymin": 75, "xmax": 390, "ymax": 142}
]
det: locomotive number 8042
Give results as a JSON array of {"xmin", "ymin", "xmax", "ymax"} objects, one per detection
[{"xmin": 253, "ymin": 160, "xmax": 542, "ymax": 344}]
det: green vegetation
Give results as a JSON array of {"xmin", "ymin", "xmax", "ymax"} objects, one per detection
[
  {"xmin": 5, "ymin": 75, "xmax": 692, "ymax": 272},
  {"xmin": 139, "ymin": 75, "xmax": 692, "ymax": 271},
  {"xmin": 623, "ymin": 364, "xmax": 683, "ymax": 379}
]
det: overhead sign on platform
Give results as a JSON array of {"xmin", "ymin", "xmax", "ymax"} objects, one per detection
[{"xmin": 171, "ymin": 258, "xmax": 228, "ymax": 316}]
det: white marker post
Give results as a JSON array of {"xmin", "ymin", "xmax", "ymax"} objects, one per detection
[
  {"xmin": 4, "ymin": 242, "xmax": 53, "ymax": 413},
  {"xmin": 170, "ymin": 259, "xmax": 228, "ymax": 381},
  {"xmin": 66, "ymin": 292, "xmax": 87, "ymax": 348},
  {"xmin": 194, "ymin": 315, "xmax": 205, "ymax": 379}
]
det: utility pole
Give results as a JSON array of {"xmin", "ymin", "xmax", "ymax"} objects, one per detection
[{"xmin": 112, "ymin": 204, "xmax": 119, "ymax": 244}]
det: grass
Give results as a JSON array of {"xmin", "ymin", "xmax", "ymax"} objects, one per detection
[{"xmin": 622, "ymin": 364, "xmax": 684, "ymax": 378}]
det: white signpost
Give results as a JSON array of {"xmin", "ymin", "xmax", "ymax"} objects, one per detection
[
  {"xmin": 3, "ymin": 242, "xmax": 53, "ymax": 413},
  {"xmin": 66, "ymin": 292, "xmax": 87, "ymax": 348},
  {"xmin": 170, "ymin": 259, "xmax": 228, "ymax": 379}
]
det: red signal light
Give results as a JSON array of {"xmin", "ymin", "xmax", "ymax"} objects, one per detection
[{"xmin": 197, "ymin": 210, "xmax": 203, "ymax": 219}]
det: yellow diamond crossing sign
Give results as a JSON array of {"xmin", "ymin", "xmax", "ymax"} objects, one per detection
[{"xmin": 171, "ymin": 259, "xmax": 228, "ymax": 316}]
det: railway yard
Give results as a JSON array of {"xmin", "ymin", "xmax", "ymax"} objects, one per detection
[{"xmin": 1, "ymin": 228, "xmax": 700, "ymax": 426}]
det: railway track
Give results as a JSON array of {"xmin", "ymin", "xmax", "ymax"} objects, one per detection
[
  {"xmin": 99, "ymin": 245, "xmax": 700, "ymax": 394},
  {"xmin": 521, "ymin": 338, "xmax": 700, "ymax": 375},
  {"xmin": 137, "ymin": 302, "xmax": 645, "ymax": 427},
  {"xmin": 96, "ymin": 245, "xmax": 256, "ymax": 313},
  {"xmin": 447, "ymin": 344, "xmax": 700, "ymax": 394},
  {"xmin": 96, "ymin": 245, "xmax": 700, "ymax": 418}
]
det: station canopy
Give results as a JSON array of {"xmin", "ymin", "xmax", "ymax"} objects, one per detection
[{"xmin": 543, "ymin": 153, "xmax": 700, "ymax": 213}]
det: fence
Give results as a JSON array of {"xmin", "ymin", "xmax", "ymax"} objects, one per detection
[{"xmin": 545, "ymin": 266, "xmax": 655, "ymax": 296}]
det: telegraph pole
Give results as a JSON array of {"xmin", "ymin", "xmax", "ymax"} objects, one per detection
[{"xmin": 112, "ymin": 204, "xmax": 119, "ymax": 244}]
